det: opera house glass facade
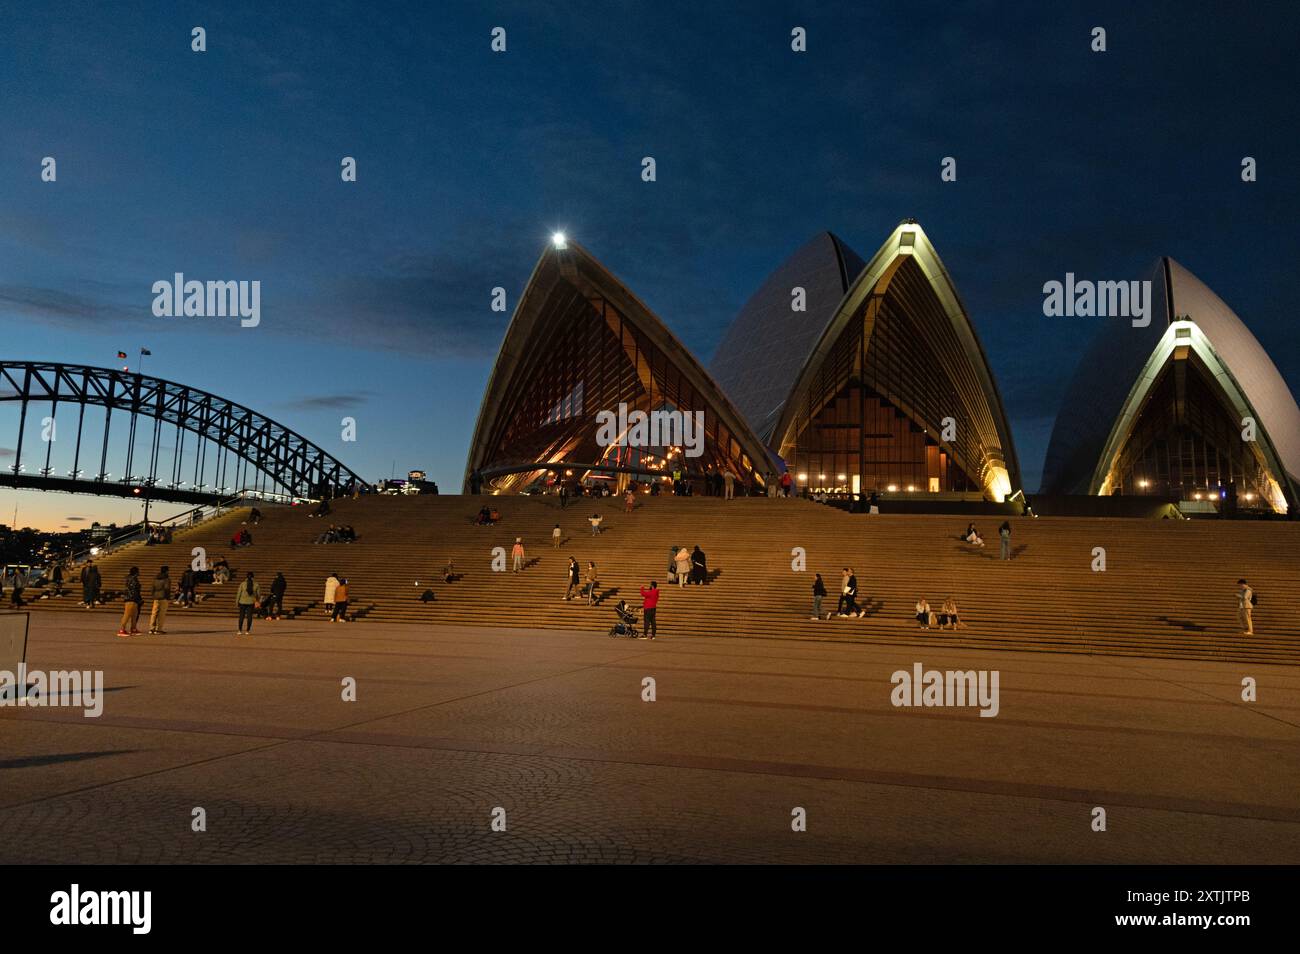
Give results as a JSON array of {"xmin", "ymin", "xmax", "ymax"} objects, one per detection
[
  {"xmin": 1043, "ymin": 258, "xmax": 1300, "ymax": 514},
  {"xmin": 467, "ymin": 223, "xmax": 1297, "ymax": 516},
  {"xmin": 743, "ymin": 223, "xmax": 1020, "ymax": 502},
  {"xmin": 463, "ymin": 238, "xmax": 774, "ymax": 494}
]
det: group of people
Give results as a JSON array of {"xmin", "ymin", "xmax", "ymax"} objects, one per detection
[
  {"xmin": 314, "ymin": 524, "xmax": 357, "ymax": 544},
  {"xmin": 564, "ymin": 556, "xmax": 601, "ymax": 605},
  {"xmin": 963, "ymin": 520, "xmax": 1014, "ymax": 560},
  {"xmin": 321, "ymin": 572, "xmax": 351, "ymax": 622},
  {"xmin": 810, "ymin": 568, "xmax": 866, "ymax": 619},
  {"xmin": 763, "ymin": 471, "xmax": 796, "ymax": 498},
  {"xmin": 474, "ymin": 506, "xmax": 501, "ymax": 526},
  {"xmin": 230, "ymin": 527, "xmax": 254, "ymax": 548},
  {"xmin": 144, "ymin": 525, "xmax": 173, "ymax": 545},
  {"xmin": 914, "ymin": 597, "xmax": 964, "ymax": 630},
  {"xmin": 669, "ymin": 546, "xmax": 708, "ymax": 587}
]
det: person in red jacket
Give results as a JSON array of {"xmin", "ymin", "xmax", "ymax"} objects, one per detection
[{"xmin": 639, "ymin": 581, "xmax": 659, "ymax": 640}]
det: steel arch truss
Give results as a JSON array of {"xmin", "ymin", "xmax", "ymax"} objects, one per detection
[{"xmin": 0, "ymin": 361, "xmax": 363, "ymax": 499}]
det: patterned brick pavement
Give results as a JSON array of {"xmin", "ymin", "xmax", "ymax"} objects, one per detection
[{"xmin": 2, "ymin": 613, "xmax": 1297, "ymax": 863}]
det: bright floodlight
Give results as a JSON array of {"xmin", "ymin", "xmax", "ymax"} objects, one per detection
[{"xmin": 551, "ymin": 231, "xmax": 567, "ymax": 249}]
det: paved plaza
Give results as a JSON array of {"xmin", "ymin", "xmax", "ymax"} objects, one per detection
[{"xmin": 2, "ymin": 612, "xmax": 1297, "ymax": 864}]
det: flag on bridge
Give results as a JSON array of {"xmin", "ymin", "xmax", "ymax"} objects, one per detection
[
  {"xmin": 116, "ymin": 351, "xmax": 127, "ymax": 358},
  {"xmin": 140, "ymin": 348, "xmax": 152, "ymax": 356}
]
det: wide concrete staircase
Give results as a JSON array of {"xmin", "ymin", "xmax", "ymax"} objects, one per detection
[{"xmin": 29, "ymin": 495, "xmax": 1300, "ymax": 663}]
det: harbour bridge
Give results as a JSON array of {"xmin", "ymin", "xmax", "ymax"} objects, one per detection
[{"xmin": 0, "ymin": 361, "xmax": 364, "ymax": 505}]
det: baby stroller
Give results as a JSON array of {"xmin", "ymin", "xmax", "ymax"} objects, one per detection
[{"xmin": 607, "ymin": 600, "xmax": 641, "ymax": 639}]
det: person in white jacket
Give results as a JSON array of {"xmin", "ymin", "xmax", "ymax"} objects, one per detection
[{"xmin": 323, "ymin": 573, "xmax": 340, "ymax": 616}]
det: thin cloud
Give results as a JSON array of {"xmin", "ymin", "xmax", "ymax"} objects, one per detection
[{"xmin": 279, "ymin": 392, "xmax": 375, "ymax": 412}]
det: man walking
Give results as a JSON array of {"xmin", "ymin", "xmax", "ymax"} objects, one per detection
[
  {"xmin": 148, "ymin": 565, "xmax": 171, "ymax": 634},
  {"xmin": 118, "ymin": 567, "xmax": 142, "ymax": 637},
  {"xmin": 552, "ymin": 524, "xmax": 562, "ymax": 548},
  {"xmin": 639, "ymin": 581, "xmax": 659, "ymax": 639},
  {"xmin": 999, "ymin": 520, "xmax": 1012, "ymax": 561},
  {"xmin": 723, "ymin": 470, "xmax": 734, "ymax": 500},
  {"xmin": 1237, "ymin": 578, "xmax": 1254, "ymax": 635}
]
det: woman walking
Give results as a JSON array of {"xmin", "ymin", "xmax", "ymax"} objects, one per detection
[
  {"xmin": 584, "ymin": 561, "xmax": 599, "ymax": 605},
  {"xmin": 811, "ymin": 573, "xmax": 827, "ymax": 620}
]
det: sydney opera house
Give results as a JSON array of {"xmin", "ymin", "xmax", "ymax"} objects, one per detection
[{"xmin": 465, "ymin": 222, "xmax": 1299, "ymax": 517}]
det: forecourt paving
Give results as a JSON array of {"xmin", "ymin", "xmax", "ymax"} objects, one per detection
[{"xmin": 1, "ymin": 612, "xmax": 1297, "ymax": 864}]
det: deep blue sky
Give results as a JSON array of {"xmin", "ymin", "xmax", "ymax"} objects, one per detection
[{"xmin": 3, "ymin": 1, "xmax": 1298, "ymax": 528}]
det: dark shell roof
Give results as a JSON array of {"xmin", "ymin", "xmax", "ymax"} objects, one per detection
[{"xmin": 708, "ymin": 232, "xmax": 865, "ymax": 443}]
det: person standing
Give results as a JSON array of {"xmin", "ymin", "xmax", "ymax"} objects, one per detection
[
  {"xmin": 512, "ymin": 537, "xmax": 525, "ymax": 572},
  {"xmin": 323, "ymin": 572, "xmax": 339, "ymax": 617},
  {"xmin": 80, "ymin": 560, "xmax": 95, "ymax": 606},
  {"xmin": 148, "ymin": 566, "xmax": 171, "ymax": 635},
  {"xmin": 559, "ymin": 482, "xmax": 568, "ymax": 509},
  {"xmin": 584, "ymin": 561, "xmax": 599, "ymax": 605},
  {"xmin": 1237, "ymin": 578, "xmax": 1254, "ymax": 635},
  {"xmin": 118, "ymin": 567, "xmax": 142, "ymax": 637},
  {"xmin": 690, "ymin": 545, "xmax": 708, "ymax": 585},
  {"xmin": 178, "ymin": 566, "xmax": 196, "ymax": 607},
  {"xmin": 999, "ymin": 520, "xmax": 1012, "ymax": 561},
  {"xmin": 588, "ymin": 513, "xmax": 603, "ymax": 536},
  {"xmin": 9, "ymin": 567, "xmax": 27, "ymax": 607},
  {"xmin": 624, "ymin": 489, "xmax": 636, "ymax": 513},
  {"xmin": 83, "ymin": 560, "xmax": 101, "ymax": 608},
  {"xmin": 332, "ymin": 578, "xmax": 350, "ymax": 622},
  {"xmin": 780, "ymin": 471, "xmax": 793, "ymax": 498},
  {"xmin": 674, "ymin": 547, "xmax": 691, "ymax": 588},
  {"xmin": 236, "ymin": 572, "xmax": 260, "ymax": 635},
  {"xmin": 268, "ymin": 572, "xmax": 287, "ymax": 620},
  {"xmin": 723, "ymin": 470, "xmax": 734, "ymax": 500},
  {"xmin": 640, "ymin": 581, "xmax": 659, "ymax": 639},
  {"xmin": 52, "ymin": 563, "xmax": 64, "ymax": 596},
  {"xmin": 551, "ymin": 524, "xmax": 562, "ymax": 549},
  {"xmin": 564, "ymin": 557, "xmax": 581, "ymax": 600},
  {"xmin": 811, "ymin": 573, "xmax": 826, "ymax": 620}
]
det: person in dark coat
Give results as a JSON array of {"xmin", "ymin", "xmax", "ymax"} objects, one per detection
[
  {"xmin": 690, "ymin": 546, "xmax": 708, "ymax": 585},
  {"xmin": 81, "ymin": 561, "xmax": 101, "ymax": 607},
  {"xmin": 267, "ymin": 572, "xmax": 287, "ymax": 620}
]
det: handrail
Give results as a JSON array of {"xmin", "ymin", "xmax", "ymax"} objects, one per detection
[{"xmin": 66, "ymin": 493, "xmax": 244, "ymax": 566}]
